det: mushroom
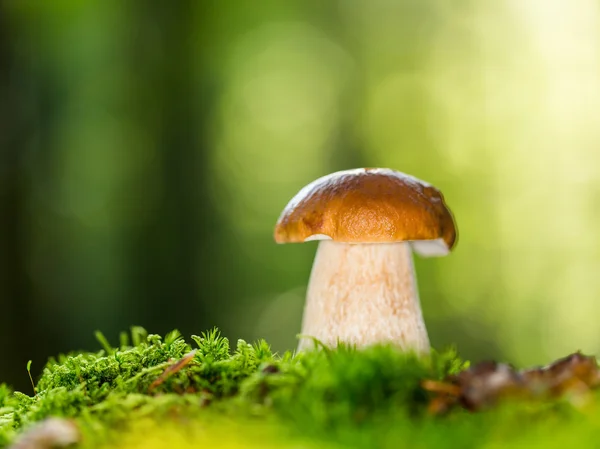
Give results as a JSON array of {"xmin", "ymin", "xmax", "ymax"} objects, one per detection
[{"xmin": 274, "ymin": 168, "xmax": 457, "ymax": 353}]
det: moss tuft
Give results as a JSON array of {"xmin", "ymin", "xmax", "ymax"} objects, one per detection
[{"xmin": 0, "ymin": 327, "xmax": 278, "ymax": 447}]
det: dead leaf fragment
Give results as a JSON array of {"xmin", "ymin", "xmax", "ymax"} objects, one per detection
[
  {"xmin": 9, "ymin": 418, "xmax": 80, "ymax": 449},
  {"xmin": 423, "ymin": 352, "xmax": 600, "ymax": 414}
]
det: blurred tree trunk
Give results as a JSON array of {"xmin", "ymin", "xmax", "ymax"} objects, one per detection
[
  {"xmin": 125, "ymin": 1, "xmax": 219, "ymax": 334},
  {"xmin": 0, "ymin": 8, "xmax": 33, "ymax": 389}
]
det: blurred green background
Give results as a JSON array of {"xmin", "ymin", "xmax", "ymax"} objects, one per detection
[{"xmin": 2, "ymin": 0, "xmax": 600, "ymax": 390}]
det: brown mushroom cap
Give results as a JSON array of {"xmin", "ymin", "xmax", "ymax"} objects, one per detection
[{"xmin": 274, "ymin": 168, "xmax": 457, "ymax": 255}]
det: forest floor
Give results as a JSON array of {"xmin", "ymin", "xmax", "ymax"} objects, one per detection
[{"xmin": 2, "ymin": 328, "xmax": 600, "ymax": 449}]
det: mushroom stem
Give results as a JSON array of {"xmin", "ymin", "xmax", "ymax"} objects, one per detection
[{"xmin": 297, "ymin": 240, "xmax": 430, "ymax": 352}]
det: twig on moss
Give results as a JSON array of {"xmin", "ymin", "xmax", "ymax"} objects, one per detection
[{"xmin": 148, "ymin": 350, "xmax": 197, "ymax": 393}]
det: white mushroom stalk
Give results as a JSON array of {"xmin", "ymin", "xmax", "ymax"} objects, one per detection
[{"xmin": 298, "ymin": 240, "xmax": 430, "ymax": 352}]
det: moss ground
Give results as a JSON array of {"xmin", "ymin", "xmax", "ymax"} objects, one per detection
[{"xmin": 1, "ymin": 328, "xmax": 599, "ymax": 448}]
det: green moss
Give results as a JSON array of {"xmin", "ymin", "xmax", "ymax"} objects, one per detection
[
  {"xmin": 1, "ymin": 328, "xmax": 599, "ymax": 449},
  {"xmin": 0, "ymin": 328, "xmax": 275, "ymax": 447},
  {"xmin": 242, "ymin": 343, "xmax": 464, "ymax": 420}
]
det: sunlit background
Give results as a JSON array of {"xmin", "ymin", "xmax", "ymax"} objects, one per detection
[{"xmin": 2, "ymin": 0, "xmax": 600, "ymax": 389}]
